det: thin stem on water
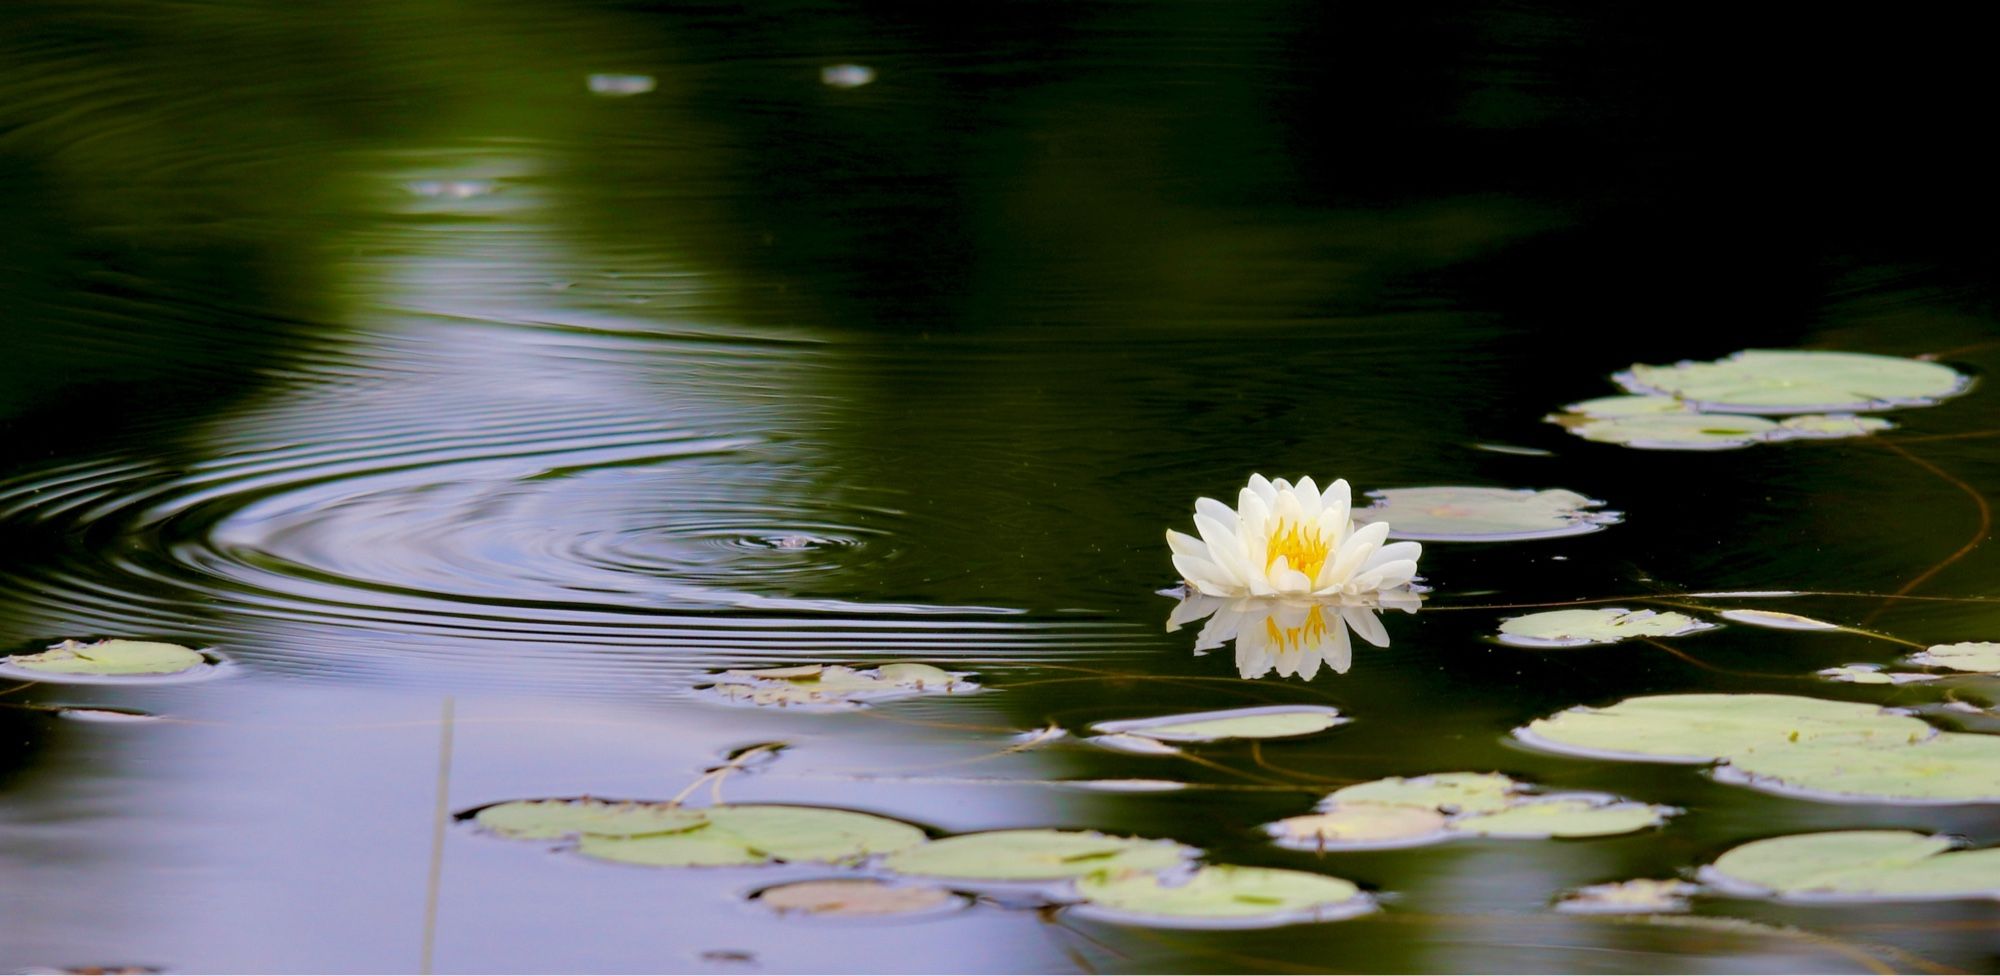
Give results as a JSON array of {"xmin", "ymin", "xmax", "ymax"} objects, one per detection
[{"xmin": 419, "ymin": 696, "xmax": 454, "ymax": 976}]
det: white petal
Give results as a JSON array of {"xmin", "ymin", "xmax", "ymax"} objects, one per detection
[
  {"xmin": 1193, "ymin": 514, "xmax": 1246, "ymax": 569},
  {"xmin": 1294, "ymin": 476, "xmax": 1322, "ymax": 519},
  {"xmin": 1166, "ymin": 595, "xmax": 1224, "ymax": 632},
  {"xmin": 1342, "ymin": 607, "xmax": 1390, "ymax": 647},
  {"xmin": 1350, "ymin": 559, "xmax": 1418, "ymax": 593},
  {"xmin": 1360, "ymin": 541, "xmax": 1422, "ymax": 572},
  {"xmin": 1272, "ymin": 565, "xmax": 1314, "ymax": 595},
  {"xmin": 1273, "ymin": 488, "xmax": 1303, "ymax": 527},
  {"xmin": 1195, "ymin": 496, "xmax": 1238, "ymax": 527},
  {"xmin": 1296, "ymin": 644, "xmax": 1322, "ymax": 680},
  {"xmin": 1246, "ymin": 473, "xmax": 1278, "ymax": 506},
  {"xmin": 1324, "ymin": 479, "xmax": 1352, "ymax": 535},
  {"xmin": 1166, "ymin": 528, "xmax": 1211, "ymax": 561},
  {"xmin": 1326, "ymin": 620, "xmax": 1352, "ymax": 674},
  {"xmin": 1319, "ymin": 520, "xmax": 1390, "ymax": 588},
  {"xmin": 1173, "ymin": 554, "xmax": 1238, "ymax": 595}
]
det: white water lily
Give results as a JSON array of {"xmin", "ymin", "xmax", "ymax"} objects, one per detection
[
  {"xmin": 1168, "ymin": 592, "xmax": 1419, "ymax": 680},
  {"xmin": 1166, "ymin": 475, "xmax": 1422, "ymax": 598}
]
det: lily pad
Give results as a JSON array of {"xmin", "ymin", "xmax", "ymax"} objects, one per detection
[
  {"xmin": 578, "ymin": 805, "xmax": 928, "ymax": 867},
  {"xmin": 474, "ymin": 798, "xmax": 707, "ymax": 840},
  {"xmin": 1720, "ymin": 732, "xmax": 2000, "ymax": 804},
  {"xmin": 1615, "ymin": 350, "xmax": 1970, "ymax": 414},
  {"xmin": 1085, "ymin": 733, "xmax": 1183, "ymax": 756},
  {"xmin": 1446, "ymin": 796, "xmax": 1674, "ymax": 838},
  {"xmin": 1718, "ymin": 609, "xmax": 1843, "ymax": 631},
  {"xmin": 1353, "ymin": 487, "xmax": 1621, "ymax": 542},
  {"xmin": 1518, "ymin": 693, "xmax": 1935, "ymax": 763},
  {"xmin": 3, "ymin": 640, "xmax": 206, "ymax": 677},
  {"xmin": 1816, "ymin": 665, "xmax": 1937, "ymax": 685},
  {"xmin": 756, "ymin": 879, "xmax": 963, "ymax": 917},
  {"xmin": 1704, "ymin": 831, "xmax": 2000, "ymax": 901},
  {"xmin": 1323, "ymin": 772, "xmax": 1520, "ymax": 815},
  {"xmin": 1777, "ymin": 414, "xmax": 1895, "ymax": 438},
  {"xmin": 1555, "ymin": 410, "xmax": 1784, "ymax": 450},
  {"xmin": 1093, "ymin": 705, "xmax": 1346, "ymax": 743},
  {"xmin": 1908, "ymin": 642, "xmax": 2000, "ymax": 674},
  {"xmin": 705, "ymin": 662, "xmax": 975, "ymax": 709},
  {"xmin": 1267, "ymin": 804, "xmax": 1452, "ymax": 851},
  {"xmin": 1496, "ymin": 608, "xmax": 1714, "ymax": 648},
  {"xmin": 1073, "ymin": 865, "xmax": 1371, "ymax": 927},
  {"xmin": 879, "ymin": 829, "xmax": 1193, "ymax": 881},
  {"xmin": 1555, "ymin": 879, "xmax": 1699, "ymax": 914}
]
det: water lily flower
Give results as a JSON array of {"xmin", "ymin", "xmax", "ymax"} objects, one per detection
[
  {"xmin": 1168, "ymin": 592, "xmax": 1419, "ymax": 679},
  {"xmin": 1166, "ymin": 475, "xmax": 1422, "ymax": 598}
]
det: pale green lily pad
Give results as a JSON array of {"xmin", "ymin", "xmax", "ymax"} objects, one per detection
[
  {"xmin": 1778, "ymin": 414, "xmax": 1895, "ymax": 438},
  {"xmin": 1908, "ymin": 642, "xmax": 2000, "ymax": 674},
  {"xmin": 1560, "ymin": 395, "xmax": 1691, "ymax": 417},
  {"xmin": 1719, "ymin": 609, "xmax": 1843, "ymax": 631},
  {"xmin": 1323, "ymin": 772, "xmax": 1520, "ymax": 815},
  {"xmin": 1497, "ymin": 608, "xmax": 1714, "ymax": 648},
  {"xmin": 1086, "ymin": 733, "xmax": 1183, "ymax": 756},
  {"xmin": 1816, "ymin": 665, "xmax": 1937, "ymax": 685},
  {"xmin": 474, "ymin": 798, "xmax": 707, "ymax": 840},
  {"xmin": 1721, "ymin": 732, "xmax": 2000, "ymax": 803},
  {"xmin": 879, "ymin": 829, "xmax": 1193, "ymax": 881},
  {"xmin": 1093, "ymin": 705, "xmax": 1345, "ymax": 743},
  {"xmin": 578, "ymin": 804, "xmax": 927, "ymax": 867},
  {"xmin": 1446, "ymin": 796, "xmax": 1673, "ymax": 838},
  {"xmin": 4, "ymin": 639, "xmax": 206, "ymax": 677},
  {"xmin": 1353, "ymin": 487, "xmax": 1621, "ymax": 542},
  {"xmin": 756, "ymin": 879, "xmax": 963, "ymax": 917},
  {"xmin": 1518, "ymin": 693, "xmax": 1935, "ymax": 762},
  {"xmin": 1556, "ymin": 411, "xmax": 1783, "ymax": 450},
  {"xmin": 1705, "ymin": 831, "xmax": 2000, "ymax": 901},
  {"xmin": 705, "ymin": 662, "xmax": 975, "ymax": 709},
  {"xmin": 1555, "ymin": 878, "xmax": 1699, "ymax": 914},
  {"xmin": 1616, "ymin": 349, "xmax": 1970, "ymax": 414},
  {"xmin": 1267, "ymin": 804, "xmax": 1452, "ymax": 851},
  {"xmin": 1073, "ymin": 865, "xmax": 1370, "ymax": 927}
]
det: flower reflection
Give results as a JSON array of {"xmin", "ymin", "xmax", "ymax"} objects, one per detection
[{"xmin": 1168, "ymin": 591, "xmax": 1420, "ymax": 680}]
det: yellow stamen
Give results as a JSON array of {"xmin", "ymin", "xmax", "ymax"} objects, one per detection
[
  {"xmin": 1263, "ymin": 606, "xmax": 1329, "ymax": 652},
  {"xmin": 1266, "ymin": 521, "xmax": 1332, "ymax": 580}
]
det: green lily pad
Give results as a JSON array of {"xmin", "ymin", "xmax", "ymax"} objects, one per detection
[
  {"xmin": 1616, "ymin": 350, "xmax": 1970, "ymax": 414},
  {"xmin": 705, "ymin": 662, "xmax": 976, "ymax": 709},
  {"xmin": 4, "ymin": 640, "xmax": 206, "ymax": 677},
  {"xmin": 1267, "ymin": 804, "xmax": 1452, "ymax": 851},
  {"xmin": 1446, "ymin": 796, "xmax": 1673, "ymax": 838},
  {"xmin": 1093, "ymin": 705, "xmax": 1345, "ymax": 743},
  {"xmin": 579, "ymin": 804, "xmax": 927, "ymax": 867},
  {"xmin": 1352, "ymin": 487, "xmax": 1621, "ymax": 542},
  {"xmin": 1721, "ymin": 732, "xmax": 2000, "ymax": 803},
  {"xmin": 756, "ymin": 879, "xmax": 963, "ymax": 917},
  {"xmin": 1555, "ymin": 411, "xmax": 1783, "ymax": 450},
  {"xmin": 474, "ymin": 798, "xmax": 707, "ymax": 840},
  {"xmin": 1497, "ymin": 608, "xmax": 1714, "ymax": 648},
  {"xmin": 1323, "ymin": 772, "xmax": 1520, "ymax": 815},
  {"xmin": 1718, "ymin": 609, "xmax": 1843, "ymax": 631},
  {"xmin": 1705, "ymin": 831, "xmax": 2000, "ymax": 901},
  {"xmin": 1908, "ymin": 642, "xmax": 2000, "ymax": 674},
  {"xmin": 879, "ymin": 829, "xmax": 1193, "ymax": 881},
  {"xmin": 1518, "ymin": 694, "xmax": 1935, "ymax": 762},
  {"xmin": 1559, "ymin": 395, "xmax": 1691, "ymax": 417},
  {"xmin": 1073, "ymin": 865, "xmax": 1370, "ymax": 926},
  {"xmin": 1816, "ymin": 665, "xmax": 1937, "ymax": 685},
  {"xmin": 1777, "ymin": 414, "xmax": 1895, "ymax": 439},
  {"xmin": 1555, "ymin": 879, "xmax": 1698, "ymax": 914}
]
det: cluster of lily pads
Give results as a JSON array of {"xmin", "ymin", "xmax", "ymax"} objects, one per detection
[
  {"xmin": 468, "ymin": 797, "xmax": 1372, "ymax": 927},
  {"xmin": 1266, "ymin": 772, "xmax": 1675, "ymax": 850},
  {"xmin": 1546, "ymin": 349, "xmax": 1970, "ymax": 450},
  {"xmin": 700, "ymin": 662, "xmax": 975, "ymax": 709}
]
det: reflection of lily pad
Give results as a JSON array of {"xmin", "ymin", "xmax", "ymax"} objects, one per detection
[
  {"xmin": 578, "ymin": 805, "xmax": 928, "ymax": 867},
  {"xmin": 1268, "ymin": 804, "xmax": 1452, "ymax": 851},
  {"xmin": 1447, "ymin": 797, "xmax": 1673, "ymax": 838},
  {"xmin": 5, "ymin": 640, "xmax": 206, "ymax": 677},
  {"xmin": 1093, "ymin": 705, "xmax": 1345, "ymax": 743},
  {"xmin": 1705, "ymin": 831, "xmax": 2000, "ymax": 901},
  {"xmin": 1722, "ymin": 733, "xmax": 2000, "ymax": 803},
  {"xmin": 1556, "ymin": 878, "xmax": 1698, "ymax": 914},
  {"xmin": 1353, "ymin": 487, "xmax": 1621, "ymax": 542},
  {"xmin": 756, "ymin": 879, "xmax": 963, "ymax": 917},
  {"xmin": 475, "ymin": 798, "xmax": 707, "ymax": 840},
  {"xmin": 1817, "ymin": 665, "xmax": 1936, "ymax": 685},
  {"xmin": 1519, "ymin": 693, "xmax": 1934, "ymax": 762},
  {"xmin": 1908, "ymin": 642, "xmax": 2000, "ymax": 674},
  {"xmin": 1324, "ymin": 772, "xmax": 1519, "ymax": 814},
  {"xmin": 1616, "ymin": 350, "xmax": 1969, "ymax": 414},
  {"xmin": 1718, "ymin": 609, "xmax": 1842, "ymax": 631},
  {"xmin": 1497, "ymin": 608, "xmax": 1714, "ymax": 648},
  {"xmin": 880, "ymin": 829, "xmax": 1192, "ymax": 881},
  {"xmin": 704, "ymin": 662, "xmax": 975, "ymax": 709},
  {"xmin": 1074, "ymin": 865, "xmax": 1370, "ymax": 926}
]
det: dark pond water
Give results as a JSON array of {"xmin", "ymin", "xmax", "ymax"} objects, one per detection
[{"xmin": 4, "ymin": 2, "xmax": 1998, "ymax": 972}]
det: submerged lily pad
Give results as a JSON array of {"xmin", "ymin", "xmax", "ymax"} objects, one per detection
[
  {"xmin": 1092, "ymin": 705, "xmax": 1345, "ymax": 743},
  {"xmin": 1496, "ymin": 608, "xmax": 1714, "ymax": 648},
  {"xmin": 1447, "ymin": 796, "xmax": 1673, "ymax": 838},
  {"xmin": 880, "ymin": 829, "xmax": 1193, "ymax": 881},
  {"xmin": 1268, "ymin": 804, "xmax": 1452, "ymax": 851},
  {"xmin": 1555, "ymin": 878, "xmax": 1699, "ymax": 914},
  {"xmin": 1323, "ymin": 772, "xmax": 1520, "ymax": 815},
  {"xmin": 1704, "ymin": 831, "xmax": 2000, "ymax": 901},
  {"xmin": 1718, "ymin": 609, "xmax": 1843, "ymax": 631},
  {"xmin": 3, "ymin": 640, "xmax": 207, "ymax": 678},
  {"xmin": 1519, "ymin": 693, "xmax": 1934, "ymax": 763},
  {"xmin": 704, "ymin": 662, "xmax": 975, "ymax": 709},
  {"xmin": 1353, "ymin": 487, "xmax": 1621, "ymax": 542},
  {"xmin": 1721, "ymin": 732, "xmax": 2000, "ymax": 804},
  {"xmin": 1817, "ymin": 665, "xmax": 1937, "ymax": 685},
  {"xmin": 1073, "ymin": 865, "xmax": 1370, "ymax": 927},
  {"xmin": 756, "ymin": 879, "xmax": 963, "ymax": 917},
  {"xmin": 1908, "ymin": 642, "xmax": 2000, "ymax": 674},
  {"xmin": 578, "ymin": 805, "xmax": 928, "ymax": 867},
  {"xmin": 1615, "ymin": 350, "xmax": 1970, "ymax": 414}
]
